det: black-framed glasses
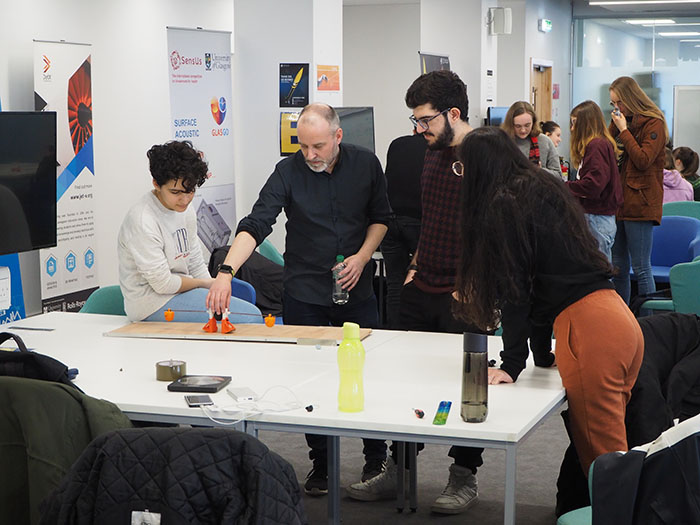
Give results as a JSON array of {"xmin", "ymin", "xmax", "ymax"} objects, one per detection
[
  {"xmin": 452, "ymin": 160, "xmax": 464, "ymax": 177},
  {"xmin": 409, "ymin": 108, "xmax": 450, "ymax": 130}
]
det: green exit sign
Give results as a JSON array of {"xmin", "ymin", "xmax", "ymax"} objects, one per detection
[{"xmin": 538, "ymin": 19, "xmax": 552, "ymax": 33}]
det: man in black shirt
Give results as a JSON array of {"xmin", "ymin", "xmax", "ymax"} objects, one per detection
[{"xmin": 207, "ymin": 103, "xmax": 391, "ymax": 496}]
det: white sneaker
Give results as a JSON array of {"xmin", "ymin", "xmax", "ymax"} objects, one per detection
[
  {"xmin": 431, "ymin": 464, "xmax": 479, "ymax": 514},
  {"xmin": 346, "ymin": 459, "xmax": 402, "ymax": 501}
]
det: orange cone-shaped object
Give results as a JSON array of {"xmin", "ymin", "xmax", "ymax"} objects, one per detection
[
  {"xmin": 264, "ymin": 314, "xmax": 276, "ymax": 327},
  {"xmin": 203, "ymin": 309, "xmax": 218, "ymax": 332},
  {"xmin": 220, "ymin": 318, "xmax": 235, "ymax": 334},
  {"xmin": 203, "ymin": 318, "xmax": 218, "ymax": 332}
]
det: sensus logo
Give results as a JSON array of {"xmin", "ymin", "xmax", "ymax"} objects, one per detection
[{"xmin": 170, "ymin": 50, "xmax": 203, "ymax": 70}]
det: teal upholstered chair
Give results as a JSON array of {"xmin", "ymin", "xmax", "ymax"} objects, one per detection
[
  {"xmin": 557, "ymin": 462, "xmax": 594, "ymax": 525},
  {"xmin": 80, "ymin": 286, "xmax": 126, "ymax": 316},
  {"xmin": 642, "ymin": 256, "xmax": 700, "ymax": 315},
  {"xmin": 662, "ymin": 200, "xmax": 700, "ymax": 221},
  {"xmin": 258, "ymin": 239, "xmax": 284, "ymax": 266}
]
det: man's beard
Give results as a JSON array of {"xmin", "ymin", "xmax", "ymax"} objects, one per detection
[
  {"xmin": 305, "ymin": 143, "xmax": 339, "ymax": 172},
  {"xmin": 426, "ymin": 118, "xmax": 454, "ymax": 150},
  {"xmin": 305, "ymin": 160, "xmax": 329, "ymax": 172}
]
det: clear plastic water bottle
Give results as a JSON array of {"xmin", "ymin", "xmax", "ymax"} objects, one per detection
[
  {"xmin": 461, "ymin": 332, "xmax": 488, "ymax": 423},
  {"xmin": 338, "ymin": 322, "xmax": 365, "ymax": 412},
  {"xmin": 332, "ymin": 255, "xmax": 349, "ymax": 305}
]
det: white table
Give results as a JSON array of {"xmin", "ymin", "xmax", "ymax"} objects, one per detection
[{"xmin": 6, "ymin": 312, "xmax": 565, "ymax": 525}]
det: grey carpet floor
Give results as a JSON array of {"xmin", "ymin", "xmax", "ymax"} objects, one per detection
[{"xmin": 259, "ymin": 406, "xmax": 569, "ymax": 524}]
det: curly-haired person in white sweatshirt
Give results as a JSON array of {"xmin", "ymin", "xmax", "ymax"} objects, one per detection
[{"xmin": 118, "ymin": 140, "xmax": 261, "ymax": 323}]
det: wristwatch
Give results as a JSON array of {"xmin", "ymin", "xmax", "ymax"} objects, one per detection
[
  {"xmin": 407, "ymin": 264, "xmax": 419, "ymax": 272},
  {"xmin": 217, "ymin": 264, "xmax": 235, "ymax": 277}
]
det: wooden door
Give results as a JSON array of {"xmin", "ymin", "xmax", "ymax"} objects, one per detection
[{"xmin": 530, "ymin": 61, "xmax": 552, "ymax": 124}]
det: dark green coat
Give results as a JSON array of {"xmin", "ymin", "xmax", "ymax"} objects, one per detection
[{"xmin": 0, "ymin": 376, "xmax": 132, "ymax": 524}]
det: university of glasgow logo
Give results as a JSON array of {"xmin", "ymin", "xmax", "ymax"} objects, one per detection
[{"xmin": 210, "ymin": 97, "xmax": 226, "ymax": 125}]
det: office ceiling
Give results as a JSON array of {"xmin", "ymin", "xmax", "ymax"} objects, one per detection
[
  {"xmin": 572, "ymin": 0, "xmax": 700, "ymax": 18},
  {"xmin": 342, "ymin": 0, "xmax": 700, "ymax": 17}
]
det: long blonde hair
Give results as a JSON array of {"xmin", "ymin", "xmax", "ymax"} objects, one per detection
[
  {"xmin": 610, "ymin": 76, "xmax": 669, "ymax": 142},
  {"xmin": 501, "ymin": 101, "xmax": 540, "ymax": 138},
  {"xmin": 569, "ymin": 100, "xmax": 619, "ymax": 166}
]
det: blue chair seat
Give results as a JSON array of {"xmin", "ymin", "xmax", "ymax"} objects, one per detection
[
  {"xmin": 231, "ymin": 277, "xmax": 256, "ymax": 305},
  {"xmin": 630, "ymin": 216, "xmax": 700, "ymax": 284}
]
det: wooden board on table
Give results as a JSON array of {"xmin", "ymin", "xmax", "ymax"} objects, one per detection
[{"xmin": 105, "ymin": 322, "xmax": 372, "ymax": 344}]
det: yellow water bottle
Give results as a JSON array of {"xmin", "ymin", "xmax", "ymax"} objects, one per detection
[{"xmin": 337, "ymin": 322, "xmax": 365, "ymax": 412}]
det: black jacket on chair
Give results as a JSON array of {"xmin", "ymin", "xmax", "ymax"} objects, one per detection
[
  {"xmin": 627, "ymin": 313, "xmax": 700, "ymax": 447},
  {"xmin": 40, "ymin": 427, "xmax": 307, "ymax": 525}
]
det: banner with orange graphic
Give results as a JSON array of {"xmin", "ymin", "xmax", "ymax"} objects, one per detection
[
  {"xmin": 34, "ymin": 40, "xmax": 98, "ymax": 312},
  {"xmin": 167, "ymin": 28, "xmax": 235, "ymax": 256}
]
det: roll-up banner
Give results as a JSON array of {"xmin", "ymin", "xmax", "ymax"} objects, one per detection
[
  {"xmin": 34, "ymin": 40, "xmax": 98, "ymax": 312},
  {"xmin": 167, "ymin": 28, "xmax": 235, "ymax": 257}
]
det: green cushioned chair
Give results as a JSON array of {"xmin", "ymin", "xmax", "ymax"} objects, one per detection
[
  {"xmin": 258, "ymin": 238, "xmax": 284, "ymax": 266},
  {"xmin": 662, "ymin": 200, "xmax": 700, "ymax": 221},
  {"xmin": 642, "ymin": 256, "xmax": 700, "ymax": 314},
  {"xmin": 79, "ymin": 286, "xmax": 126, "ymax": 316}
]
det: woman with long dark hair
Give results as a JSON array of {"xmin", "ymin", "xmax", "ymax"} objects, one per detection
[
  {"xmin": 609, "ymin": 76, "xmax": 667, "ymax": 304},
  {"xmin": 453, "ymin": 127, "xmax": 643, "ymax": 476}
]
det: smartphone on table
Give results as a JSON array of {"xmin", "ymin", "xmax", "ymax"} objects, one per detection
[{"xmin": 185, "ymin": 394, "xmax": 214, "ymax": 407}]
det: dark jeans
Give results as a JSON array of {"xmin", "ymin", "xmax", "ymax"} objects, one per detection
[
  {"xmin": 380, "ymin": 215, "xmax": 421, "ymax": 329},
  {"xmin": 283, "ymin": 292, "xmax": 387, "ymax": 467},
  {"xmin": 394, "ymin": 281, "xmax": 485, "ymax": 472}
]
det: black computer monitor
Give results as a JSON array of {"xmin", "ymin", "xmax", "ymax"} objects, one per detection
[
  {"xmin": 486, "ymin": 106, "xmax": 509, "ymax": 127},
  {"xmin": 0, "ymin": 111, "xmax": 57, "ymax": 255},
  {"xmin": 337, "ymin": 107, "xmax": 375, "ymax": 153}
]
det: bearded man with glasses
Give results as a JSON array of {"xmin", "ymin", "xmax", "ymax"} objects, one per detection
[{"xmin": 347, "ymin": 70, "xmax": 486, "ymax": 516}]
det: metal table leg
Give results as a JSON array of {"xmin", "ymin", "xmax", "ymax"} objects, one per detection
[
  {"xmin": 408, "ymin": 442, "xmax": 418, "ymax": 512},
  {"xmin": 396, "ymin": 441, "xmax": 406, "ymax": 512},
  {"xmin": 504, "ymin": 444, "xmax": 517, "ymax": 525},
  {"xmin": 326, "ymin": 436, "xmax": 340, "ymax": 524}
]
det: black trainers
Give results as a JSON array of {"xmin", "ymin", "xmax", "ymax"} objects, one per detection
[
  {"xmin": 361, "ymin": 458, "xmax": 386, "ymax": 482},
  {"xmin": 304, "ymin": 465, "xmax": 328, "ymax": 496}
]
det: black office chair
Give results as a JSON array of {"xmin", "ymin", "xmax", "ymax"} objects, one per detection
[{"xmin": 40, "ymin": 427, "xmax": 307, "ymax": 525}]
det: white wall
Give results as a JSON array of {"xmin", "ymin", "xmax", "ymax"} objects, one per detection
[
  {"xmin": 343, "ymin": 3, "xmax": 420, "ymax": 166},
  {"xmin": 0, "ymin": 0, "xmax": 234, "ymax": 314},
  {"xmin": 232, "ymin": 0, "xmax": 314, "ymax": 253},
  {"xmin": 420, "ymin": 0, "xmax": 486, "ymax": 126},
  {"xmin": 495, "ymin": 0, "xmax": 572, "ymax": 155},
  {"xmin": 497, "ymin": 0, "xmax": 528, "ymax": 104}
]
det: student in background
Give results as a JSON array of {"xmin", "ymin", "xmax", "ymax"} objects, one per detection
[
  {"xmin": 380, "ymin": 132, "xmax": 426, "ymax": 329},
  {"xmin": 609, "ymin": 76, "xmax": 667, "ymax": 304},
  {"xmin": 456, "ymin": 126, "xmax": 643, "ymax": 481},
  {"xmin": 542, "ymin": 120, "xmax": 562, "ymax": 148},
  {"xmin": 501, "ymin": 101, "xmax": 562, "ymax": 178},
  {"xmin": 673, "ymin": 146, "xmax": 700, "ymax": 201},
  {"xmin": 663, "ymin": 148, "xmax": 694, "ymax": 204},
  {"xmin": 118, "ymin": 141, "xmax": 262, "ymax": 323},
  {"xmin": 567, "ymin": 100, "xmax": 623, "ymax": 262}
]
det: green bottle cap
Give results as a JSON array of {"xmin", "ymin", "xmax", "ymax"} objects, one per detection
[
  {"xmin": 336, "ymin": 255, "xmax": 345, "ymax": 263},
  {"xmin": 342, "ymin": 322, "xmax": 360, "ymax": 339}
]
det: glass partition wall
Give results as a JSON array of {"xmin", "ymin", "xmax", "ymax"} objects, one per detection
[{"xmin": 572, "ymin": 17, "xmax": 700, "ymax": 148}]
